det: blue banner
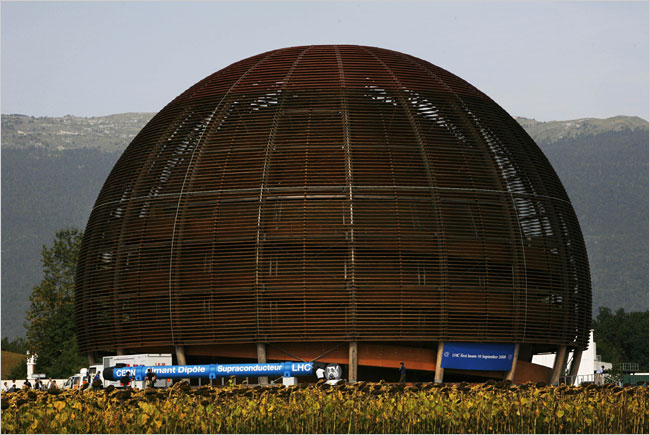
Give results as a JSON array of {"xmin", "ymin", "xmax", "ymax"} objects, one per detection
[
  {"xmin": 440, "ymin": 342, "xmax": 515, "ymax": 371},
  {"xmin": 110, "ymin": 361, "xmax": 313, "ymax": 381}
]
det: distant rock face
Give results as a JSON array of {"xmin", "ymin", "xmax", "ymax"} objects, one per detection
[
  {"xmin": 514, "ymin": 116, "xmax": 648, "ymax": 144},
  {"xmin": 1, "ymin": 113, "xmax": 155, "ymax": 153}
]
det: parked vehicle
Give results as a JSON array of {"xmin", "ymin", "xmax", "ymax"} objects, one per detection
[
  {"xmin": 102, "ymin": 354, "xmax": 173, "ymax": 389},
  {"xmin": 62, "ymin": 354, "xmax": 172, "ymax": 389},
  {"xmin": 62, "ymin": 365, "xmax": 102, "ymax": 389}
]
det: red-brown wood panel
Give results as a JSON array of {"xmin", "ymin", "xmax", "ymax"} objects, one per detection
[{"xmin": 75, "ymin": 45, "xmax": 591, "ymax": 357}]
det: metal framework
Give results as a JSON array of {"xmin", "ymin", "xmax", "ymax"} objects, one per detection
[{"xmin": 75, "ymin": 45, "xmax": 591, "ymax": 358}]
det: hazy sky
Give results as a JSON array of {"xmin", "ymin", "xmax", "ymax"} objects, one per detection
[{"xmin": 1, "ymin": 1, "xmax": 648, "ymax": 122}]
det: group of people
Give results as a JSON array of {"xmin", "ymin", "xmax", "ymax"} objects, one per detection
[
  {"xmin": 2, "ymin": 378, "xmax": 58, "ymax": 392},
  {"xmin": 6, "ymin": 362, "xmax": 408, "ymax": 392},
  {"xmin": 118, "ymin": 368, "xmax": 158, "ymax": 388},
  {"xmin": 2, "ymin": 368, "xmax": 159, "ymax": 393},
  {"xmin": 1, "ymin": 380, "xmax": 18, "ymax": 392}
]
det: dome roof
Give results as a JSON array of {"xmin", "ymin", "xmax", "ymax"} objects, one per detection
[{"xmin": 75, "ymin": 45, "xmax": 591, "ymax": 354}]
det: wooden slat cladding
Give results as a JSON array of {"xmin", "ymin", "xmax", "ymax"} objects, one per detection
[{"xmin": 75, "ymin": 45, "xmax": 591, "ymax": 355}]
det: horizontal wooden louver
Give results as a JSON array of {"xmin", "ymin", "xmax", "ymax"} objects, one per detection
[{"xmin": 75, "ymin": 45, "xmax": 591, "ymax": 357}]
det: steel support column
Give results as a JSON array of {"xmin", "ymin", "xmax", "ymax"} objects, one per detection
[
  {"xmin": 175, "ymin": 345, "xmax": 187, "ymax": 365},
  {"xmin": 257, "ymin": 342, "xmax": 268, "ymax": 385},
  {"xmin": 434, "ymin": 341, "xmax": 445, "ymax": 383},
  {"xmin": 348, "ymin": 341, "xmax": 358, "ymax": 383},
  {"xmin": 505, "ymin": 343, "xmax": 520, "ymax": 381},
  {"xmin": 567, "ymin": 349, "xmax": 583, "ymax": 385},
  {"xmin": 549, "ymin": 345, "xmax": 567, "ymax": 385}
]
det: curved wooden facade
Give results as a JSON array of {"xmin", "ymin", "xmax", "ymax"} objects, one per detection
[{"xmin": 75, "ymin": 45, "xmax": 591, "ymax": 360}]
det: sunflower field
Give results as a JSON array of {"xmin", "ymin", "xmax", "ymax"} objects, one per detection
[{"xmin": 1, "ymin": 381, "xmax": 648, "ymax": 433}]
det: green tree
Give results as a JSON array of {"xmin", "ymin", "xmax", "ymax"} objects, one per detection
[
  {"xmin": 1, "ymin": 336, "xmax": 27, "ymax": 353},
  {"xmin": 592, "ymin": 306, "xmax": 649, "ymax": 372},
  {"xmin": 25, "ymin": 228, "xmax": 87, "ymax": 378}
]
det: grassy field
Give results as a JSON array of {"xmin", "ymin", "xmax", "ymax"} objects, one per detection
[
  {"xmin": 1, "ymin": 381, "xmax": 648, "ymax": 433},
  {"xmin": 1, "ymin": 351, "xmax": 24, "ymax": 380}
]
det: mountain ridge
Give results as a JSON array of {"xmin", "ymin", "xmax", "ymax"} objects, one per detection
[
  {"xmin": 514, "ymin": 115, "xmax": 648, "ymax": 144},
  {"xmin": 1, "ymin": 113, "xmax": 155, "ymax": 153}
]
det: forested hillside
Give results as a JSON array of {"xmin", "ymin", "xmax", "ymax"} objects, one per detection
[
  {"xmin": 1, "ymin": 147, "xmax": 122, "ymax": 338},
  {"xmin": 1, "ymin": 113, "xmax": 647, "ymax": 338},
  {"xmin": 538, "ymin": 129, "xmax": 648, "ymax": 311}
]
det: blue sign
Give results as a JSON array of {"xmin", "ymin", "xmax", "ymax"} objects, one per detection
[
  {"xmin": 109, "ymin": 361, "xmax": 313, "ymax": 381},
  {"xmin": 440, "ymin": 342, "xmax": 515, "ymax": 371}
]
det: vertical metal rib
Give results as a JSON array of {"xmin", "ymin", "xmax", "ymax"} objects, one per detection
[
  {"xmin": 335, "ymin": 46, "xmax": 357, "ymax": 338},
  {"xmin": 168, "ymin": 52, "xmax": 275, "ymax": 345},
  {"xmin": 361, "ymin": 47, "xmax": 450, "ymax": 338},
  {"xmin": 254, "ymin": 46, "xmax": 312, "ymax": 340},
  {"xmin": 75, "ymin": 45, "xmax": 591, "ymax": 359}
]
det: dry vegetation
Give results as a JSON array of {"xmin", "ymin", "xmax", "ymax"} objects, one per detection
[
  {"xmin": 1, "ymin": 380, "xmax": 648, "ymax": 433},
  {"xmin": 1, "ymin": 352, "xmax": 24, "ymax": 380}
]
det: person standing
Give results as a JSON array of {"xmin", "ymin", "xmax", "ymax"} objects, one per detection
[
  {"xmin": 399, "ymin": 362, "xmax": 407, "ymax": 383},
  {"xmin": 2, "ymin": 382, "xmax": 7, "ymax": 392},
  {"xmin": 92, "ymin": 371, "xmax": 102, "ymax": 389},
  {"xmin": 120, "ymin": 371, "xmax": 133, "ymax": 388},
  {"xmin": 47, "ymin": 378, "xmax": 54, "ymax": 390},
  {"xmin": 145, "ymin": 368, "xmax": 157, "ymax": 388},
  {"xmin": 596, "ymin": 365, "xmax": 605, "ymax": 385},
  {"xmin": 24, "ymin": 378, "xmax": 32, "ymax": 389}
]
